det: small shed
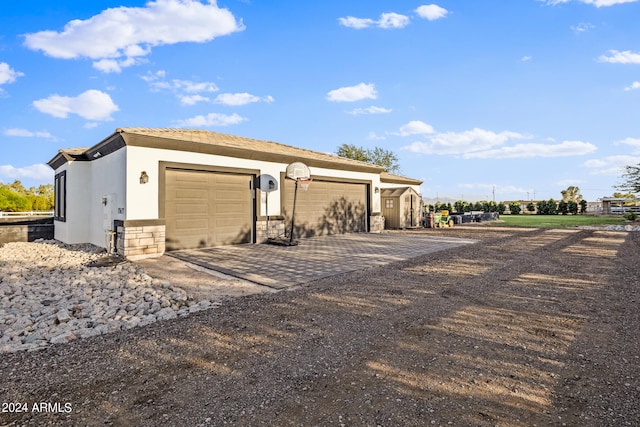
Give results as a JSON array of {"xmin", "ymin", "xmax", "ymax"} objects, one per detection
[{"xmin": 381, "ymin": 187, "xmax": 421, "ymax": 229}]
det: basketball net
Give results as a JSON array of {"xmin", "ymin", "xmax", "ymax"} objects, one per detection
[{"xmin": 297, "ymin": 177, "xmax": 313, "ymax": 192}]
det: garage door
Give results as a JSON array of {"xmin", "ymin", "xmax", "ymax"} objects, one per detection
[
  {"xmin": 283, "ymin": 179, "xmax": 367, "ymax": 237},
  {"xmin": 165, "ymin": 169, "xmax": 253, "ymax": 250}
]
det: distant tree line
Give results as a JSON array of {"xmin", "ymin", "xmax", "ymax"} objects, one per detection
[
  {"xmin": 425, "ymin": 200, "xmax": 507, "ymax": 214},
  {"xmin": 534, "ymin": 199, "xmax": 587, "ymax": 215},
  {"xmin": 0, "ymin": 180, "xmax": 54, "ymax": 212}
]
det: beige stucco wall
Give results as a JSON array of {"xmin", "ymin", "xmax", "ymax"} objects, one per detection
[
  {"xmin": 53, "ymin": 162, "xmax": 91, "ymax": 244},
  {"xmin": 55, "ymin": 144, "xmax": 385, "ymax": 250},
  {"xmin": 53, "ymin": 149, "xmax": 127, "ymax": 248},
  {"xmin": 125, "ymin": 145, "xmax": 382, "ymax": 221}
]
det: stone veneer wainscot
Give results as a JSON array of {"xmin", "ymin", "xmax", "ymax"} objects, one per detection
[{"xmin": 115, "ymin": 220, "xmax": 165, "ymax": 259}]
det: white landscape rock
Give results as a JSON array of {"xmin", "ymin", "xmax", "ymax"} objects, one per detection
[{"xmin": 0, "ymin": 240, "xmax": 217, "ymax": 354}]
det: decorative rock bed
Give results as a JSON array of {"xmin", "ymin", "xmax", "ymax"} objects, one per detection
[
  {"xmin": 0, "ymin": 240, "xmax": 215, "ymax": 354},
  {"xmin": 579, "ymin": 224, "xmax": 640, "ymax": 231}
]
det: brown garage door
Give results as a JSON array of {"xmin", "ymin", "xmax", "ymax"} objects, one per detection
[
  {"xmin": 165, "ymin": 169, "xmax": 253, "ymax": 250},
  {"xmin": 283, "ymin": 179, "xmax": 368, "ymax": 237}
]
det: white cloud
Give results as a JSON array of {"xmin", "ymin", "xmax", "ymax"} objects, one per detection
[
  {"xmin": 176, "ymin": 112, "xmax": 246, "ymax": 127},
  {"xmin": 378, "ymin": 13, "xmax": 410, "ymax": 29},
  {"xmin": 584, "ymin": 0, "xmax": 638, "ymax": 6},
  {"xmin": 32, "ymin": 89, "xmax": 119, "ymax": 121},
  {"xmin": 143, "ymin": 72, "xmax": 220, "ymax": 104},
  {"xmin": 0, "ymin": 62, "xmax": 24, "ymax": 85},
  {"xmin": 521, "ymin": 56, "xmax": 533, "ymax": 62},
  {"xmin": 368, "ymin": 132, "xmax": 386, "ymax": 140},
  {"xmin": 0, "ymin": 164, "xmax": 53, "ymax": 181},
  {"xmin": 348, "ymin": 106, "xmax": 392, "ymax": 115},
  {"xmin": 3, "ymin": 128, "xmax": 56, "ymax": 140},
  {"xmin": 571, "ymin": 22, "xmax": 595, "ymax": 33},
  {"xmin": 464, "ymin": 140, "xmax": 597, "ymax": 159},
  {"xmin": 619, "ymin": 137, "xmax": 640, "ymax": 153},
  {"xmin": 93, "ymin": 57, "xmax": 146, "ymax": 73},
  {"xmin": 149, "ymin": 78, "xmax": 219, "ymax": 93},
  {"xmin": 624, "ymin": 81, "xmax": 640, "ymax": 91},
  {"xmin": 598, "ymin": 50, "xmax": 640, "ymax": 64},
  {"xmin": 545, "ymin": 0, "xmax": 639, "ymax": 6},
  {"xmin": 179, "ymin": 94, "xmax": 211, "ymax": 106},
  {"xmin": 337, "ymin": 17, "xmax": 376, "ymax": 29},
  {"xmin": 584, "ymin": 155, "xmax": 640, "ymax": 175},
  {"xmin": 415, "ymin": 5, "xmax": 449, "ymax": 21},
  {"xmin": 338, "ymin": 12, "xmax": 409, "ymax": 29},
  {"xmin": 327, "ymin": 83, "xmax": 377, "ymax": 102},
  {"xmin": 23, "ymin": 0, "xmax": 244, "ymax": 73},
  {"xmin": 403, "ymin": 128, "xmax": 527, "ymax": 156},
  {"xmin": 395, "ymin": 120, "xmax": 435, "ymax": 136},
  {"xmin": 214, "ymin": 92, "xmax": 273, "ymax": 106}
]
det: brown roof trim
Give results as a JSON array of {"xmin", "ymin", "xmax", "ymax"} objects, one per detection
[
  {"xmin": 117, "ymin": 128, "xmax": 384, "ymax": 173},
  {"xmin": 46, "ymin": 147, "xmax": 91, "ymax": 170},
  {"xmin": 380, "ymin": 172, "xmax": 423, "ymax": 185},
  {"xmin": 48, "ymin": 128, "xmax": 389, "ymax": 174},
  {"xmin": 381, "ymin": 186, "xmax": 416, "ymax": 197}
]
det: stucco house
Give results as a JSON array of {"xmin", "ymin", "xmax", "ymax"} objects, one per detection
[{"xmin": 47, "ymin": 128, "xmax": 422, "ymax": 260}]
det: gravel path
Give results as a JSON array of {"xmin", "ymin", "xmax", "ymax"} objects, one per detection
[{"xmin": 1, "ymin": 227, "xmax": 638, "ymax": 426}]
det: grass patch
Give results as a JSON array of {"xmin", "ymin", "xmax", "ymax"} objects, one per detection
[{"xmin": 492, "ymin": 215, "xmax": 628, "ymax": 228}]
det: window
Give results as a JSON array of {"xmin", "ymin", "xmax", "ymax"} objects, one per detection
[
  {"xmin": 54, "ymin": 170, "xmax": 66, "ymax": 222},
  {"xmin": 385, "ymin": 199, "xmax": 393, "ymax": 209}
]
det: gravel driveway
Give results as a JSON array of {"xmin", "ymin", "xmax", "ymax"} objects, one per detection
[{"xmin": 1, "ymin": 226, "xmax": 638, "ymax": 426}]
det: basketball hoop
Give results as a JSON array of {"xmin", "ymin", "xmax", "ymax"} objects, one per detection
[{"xmin": 297, "ymin": 177, "xmax": 313, "ymax": 192}]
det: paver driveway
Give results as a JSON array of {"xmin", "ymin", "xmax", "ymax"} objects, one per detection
[{"xmin": 168, "ymin": 232, "xmax": 476, "ymax": 288}]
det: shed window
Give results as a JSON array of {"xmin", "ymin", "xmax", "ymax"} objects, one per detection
[
  {"xmin": 54, "ymin": 171, "xmax": 66, "ymax": 222},
  {"xmin": 385, "ymin": 199, "xmax": 393, "ymax": 209}
]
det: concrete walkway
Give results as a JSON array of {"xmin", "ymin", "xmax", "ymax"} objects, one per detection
[{"xmin": 168, "ymin": 233, "xmax": 476, "ymax": 289}]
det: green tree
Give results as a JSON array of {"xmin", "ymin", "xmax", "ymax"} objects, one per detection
[
  {"xmin": 568, "ymin": 201, "xmax": 578, "ymax": 215},
  {"xmin": 335, "ymin": 144, "xmax": 369, "ymax": 162},
  {"xmin": 561, "ymin": 186, "xmax": 583, "ymax": 203},
  {"xmin": 526, "ymin": 202, "xmax": 536, "ymax": 213},
  {"xmin": 558, "ymin": 200, "xmax": 569, "ymax": 215},
  {"xmin": 579, "ymin": 199, "xmax": 587, "ymax": 214},
  {"xmin": 509, "ymin": 201, "xmax": 521, "ymax": 215},
  {"xmin": 0, "ymin": 187, "xmax": 31, "ymax": 211},
  {"xmin": 497, "ymin": 202, "xmax": 506, "ymax": 214},
  {"xmin": 336, "ymin": 144, "xmax": 400, "ymax": 174},
  {"xmin": 536, "ymin": 200, "xmax": 547, "ymax": 215},
  {"xmin": 7, "ymin": 180, "xmax": 27, "ymax": 194},
  {"xmin": 617, "ymin": 163, "xmax": 640, "ymax": 194}
]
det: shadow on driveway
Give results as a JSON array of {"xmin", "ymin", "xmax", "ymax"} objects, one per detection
[{"xmin": 168, "ymin": 232, "xmax": 477, "ymax": 288}]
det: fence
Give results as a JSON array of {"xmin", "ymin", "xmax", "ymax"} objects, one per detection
[
  {"xmin": 0, "ymin": 211, "xmax": 54, "ymax": 218},
  {"xmin": 0, "ymin": 216, "xmax": 54, "ymax": 244}
]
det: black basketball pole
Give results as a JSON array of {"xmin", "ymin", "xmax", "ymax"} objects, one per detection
[{"xmin": 289, "ymin": 179, "xmax": 299, "ymax": 245}]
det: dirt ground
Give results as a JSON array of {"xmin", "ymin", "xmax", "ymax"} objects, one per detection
[{"xmin": 1, "ymin": 226, "xmax": 638, "ymax": 427}]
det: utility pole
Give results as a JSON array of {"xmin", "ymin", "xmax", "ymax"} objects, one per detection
[
  {"xmin": 492, "ymin": 186, "xmax": 496, "ymax": 203},
  {"xmin": 533, "ymin": 190, "xmax": 536, "ymax": 200},
  {"xmin": 527, "ymin": 191, "xmax": 530, "ymax": 201}
]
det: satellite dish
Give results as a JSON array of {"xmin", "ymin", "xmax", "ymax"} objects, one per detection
[{"xmin": 285, "ymin": 162, "xmax": 311, "ymax": 180}]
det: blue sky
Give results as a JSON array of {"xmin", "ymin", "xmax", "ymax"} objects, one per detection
[{"xmin": 1, "ymin": 0, "xmax": 639, "ymax": 202}]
